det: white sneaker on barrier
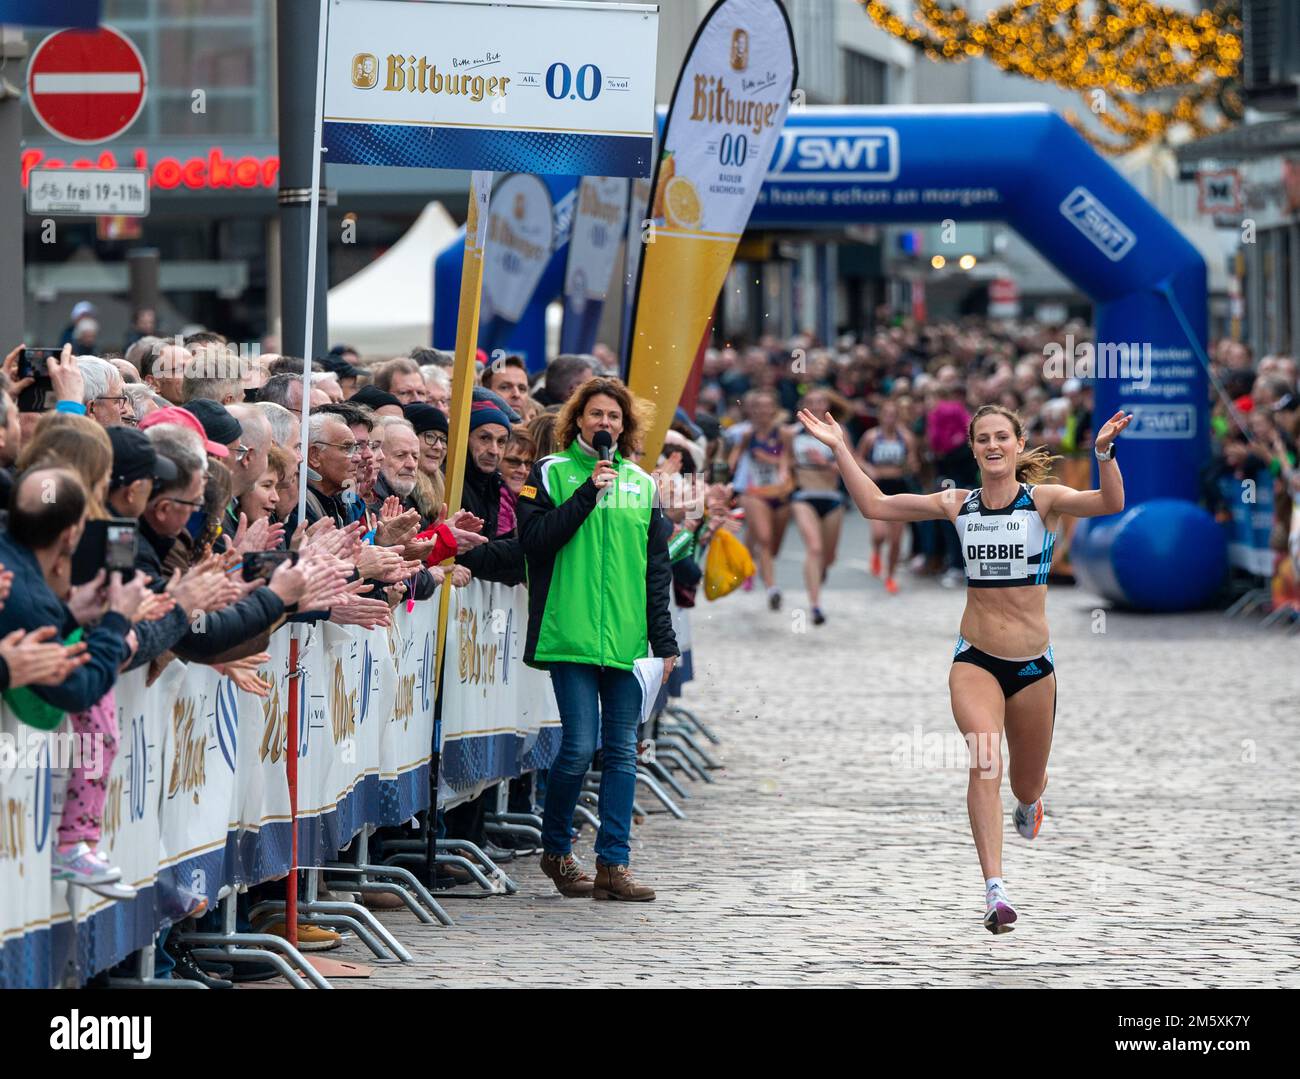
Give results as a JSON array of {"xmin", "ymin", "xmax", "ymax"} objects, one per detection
[{"xmin": 52, "ymin": 843, "xmax": 123, "ymax": 886}]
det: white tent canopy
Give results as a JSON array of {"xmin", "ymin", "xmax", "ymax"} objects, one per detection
[{"xmin": 327, "ymin": 200, "xmax": 458, "ymax": 360}]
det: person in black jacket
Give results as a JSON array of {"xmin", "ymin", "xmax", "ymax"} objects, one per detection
[
  {"xmin": 0, "ymin": 468, "xmax": 145, "ymax": 713},
  {"xmin": 452, "ymin": 400, "xmax": 526, "ymax": 586}
]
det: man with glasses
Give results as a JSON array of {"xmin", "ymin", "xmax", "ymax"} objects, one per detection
[
  {"xmin": 79, "ymin": 356, "xmax": 132, "ymax": 428},
  {"xmin": 225, "ymin": 404, "xmax": 274, "ymax": 537},
  {"xmin": 139, "ymin": 339, "xmax": 192, "ymax": 406},
  {"xmin": 285, "ymin": 412, "xmax": 361, "ymax": 534},
  {"xmin": 317, "ymin": 402, "xmax": 383, "ymax": 508}
]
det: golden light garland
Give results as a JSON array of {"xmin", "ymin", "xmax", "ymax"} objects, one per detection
[{"xmin": 860, "ymin": 0, "xmax": 1242, "ymax": 154}]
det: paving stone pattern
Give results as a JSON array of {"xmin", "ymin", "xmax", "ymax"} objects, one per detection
[{"xmin": 339, "ymin": 517, "xmax": 1300, "ymax": 988}]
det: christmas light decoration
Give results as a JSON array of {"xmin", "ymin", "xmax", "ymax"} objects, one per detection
[{"xmin": 859, "ymin": 0, "xmax": 1242, "ymax": 154}]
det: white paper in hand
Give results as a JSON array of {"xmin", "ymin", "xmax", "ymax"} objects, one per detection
[{"xmin": 632, "ymin": 657, "xmax": 665, "ymax": 726}]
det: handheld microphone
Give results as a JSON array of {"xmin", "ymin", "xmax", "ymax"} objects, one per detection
[{"xmin": 593, "ymin": 429, "xmax": 614, "ymax": 463}]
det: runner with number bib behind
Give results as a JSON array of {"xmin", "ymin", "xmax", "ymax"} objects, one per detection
[
  {"xmin": 855, "ymin": 400, "xmax": 920, "ymax": 595},
  {"xmin": 789, "ymin": 388, "xmax": 850, "ymax": 625},
  {"xmin": 727, "ymin": 388, "xmax": 792, "ymax": 611}
]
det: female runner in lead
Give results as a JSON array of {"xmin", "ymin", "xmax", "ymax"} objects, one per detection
[{"xmin": 796, "ymin": 402, "xmax": 1131, "ymax": 934}]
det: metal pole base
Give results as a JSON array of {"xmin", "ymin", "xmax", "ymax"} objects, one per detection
[
  {"xmin": 432, "ymin": 837, "xmax": 519, "ymax": 893},
  {"xmin": 634, "ymin": 769, "xmax": 686, "ymax": 819},
  {"xmin": 666, "ymin": 704, "xmax": 721, "ymax": 745},
  {"xmin": 178, "ymin": 932, "xmax": 332, "ymax": 989}
]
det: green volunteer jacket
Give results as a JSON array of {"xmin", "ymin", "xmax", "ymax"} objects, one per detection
[{"xmin": 516, "ymin": 438, "xmax": 678, "ymax": 670}]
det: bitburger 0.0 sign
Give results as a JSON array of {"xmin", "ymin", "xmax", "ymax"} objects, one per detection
[{"xmin": 322, "ymin": 0, "xmax": 659, "ymax": 178}]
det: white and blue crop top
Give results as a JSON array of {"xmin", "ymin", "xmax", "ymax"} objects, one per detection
[{"xmin": 955, "ymin": 484, "xmax": 1056, "ymax": 588}]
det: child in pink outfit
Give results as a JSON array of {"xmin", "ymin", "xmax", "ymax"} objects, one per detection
[{"xmin": 51, "ymin": 689, "xmax": 126, "ymax": 888}]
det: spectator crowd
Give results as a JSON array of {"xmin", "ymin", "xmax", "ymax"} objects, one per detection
[
  {"xmin": 0, "ymin": 319, "xmax": 735, "ymax": 984},
  {"xmin": 8, "ymin": 300, "xmax": 1295, "ymax": 984}
]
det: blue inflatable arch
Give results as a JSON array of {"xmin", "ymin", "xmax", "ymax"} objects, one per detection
[{"xmin": 434, "ymin": 105, "xmax": 1227, "ymax": 610}]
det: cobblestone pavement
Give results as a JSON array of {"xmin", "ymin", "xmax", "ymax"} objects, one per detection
[{"xmin": 336, "ymin": 516, "xmax": 1300, "ymax": 988}]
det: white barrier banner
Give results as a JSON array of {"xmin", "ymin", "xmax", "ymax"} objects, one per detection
[
  {"xmin": 0, "ymin": 709, "xmax": 56, "ymax": 984},
  {"xmin": 440, "ymin": 579, "xmax": 560, "ymax": 806},
  {"xmin": 0, "ymin": 582, "xmax": 554, "ymax": 985},
  {"xmin": 381, "ymin": 604, "xmax": 437, "ymax": 819}
]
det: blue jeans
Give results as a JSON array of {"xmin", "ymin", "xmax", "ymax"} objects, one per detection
[{"xmin": 540, "ymin": 662, "xmax": 641, "ymax": 867}]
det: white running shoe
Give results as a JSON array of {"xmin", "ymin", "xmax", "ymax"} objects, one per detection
[
  {"xmin": 51, "ymin": 843, "xmax": 123, "ymax": 886},
  {"xmin": 984, "ymin": 883, "xmax": 1018, "ymax": 934},
  {"xmin": 86, "ymin": 879, "xmax": 139, "ymax": 901},
  {"xmin": 1013, "ymin": 798, "xmax": 1044, "ymax": 840}
]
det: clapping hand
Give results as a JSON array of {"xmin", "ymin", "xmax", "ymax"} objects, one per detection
[
  {"xmin": 375, "ymin": 507, "xmax": 420, "ymax": 548},
  {"xmin": 217, "ymin": 652, "xmax": 273, "ymax": 698},
  {"xmin": 233, "ymin": 513, "xmax": 285, "ymax": 555},
  {"xmin": 0, "ymin": 626, "xmax": 89, "ymax": 688}
]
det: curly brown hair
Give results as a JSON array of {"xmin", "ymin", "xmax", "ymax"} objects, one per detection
[{"xmin": 554, "ymin": 376, "xmax": 651, "ymax": 459}]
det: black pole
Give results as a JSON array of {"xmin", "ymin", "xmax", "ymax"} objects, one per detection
[
  {"xmin": 0, "ymin": 29, "xmax": 28, "ymax": 347},
  {"xmin": 276, "ymin": 0, "xmax": 329, "ymax": 359}
]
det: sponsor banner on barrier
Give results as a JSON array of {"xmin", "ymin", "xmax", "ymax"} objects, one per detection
[
  {"xmin": 0, "ymin": 711, "xmax": 57, "ymax": 986},
  {"xmin": 560, "ymin": 175, "xmax": 630, "ymax": 355},
  {"xmin": 440, "ymin": 579, "xmax": 560, "ymax": 807},
  {"xmin": 226, "ymin": 632, "xmax": 293, "ymax": 885},
  {"xmin": 380, "ymin": 606, "xmax": 436, "ymax": 823},
  {"xmin": 0, "ymin": 584, "xmax": 554, "ymax": 986},
  {"xmin": 322, "ymin": 0, "xmax": 658, "ymax": 177},
  {"xmin": 626, "ymin": 0, "xmax": 797, "ymax": 460}
]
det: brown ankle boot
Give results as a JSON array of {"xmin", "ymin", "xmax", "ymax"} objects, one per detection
[
  {"xmin": 539, "ymin": 852, "xmax": 594, "ymax": 897},
  {"xmin": 592, "ymin": 862, "xmax": 655, "ymax": 902}
]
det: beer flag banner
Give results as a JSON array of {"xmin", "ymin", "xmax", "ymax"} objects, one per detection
[
  {"xmin": 620, "ymin": 175, "xmax": 652, "ymax": 370},
  {"xmin": 321, "ymin": 0, "xmax": 659, "ymax": 178},
  {"xmin": 626, "ymin": 0, "xmax": 797, "ymax": 460},
  {"xmin": 481, "ymin": 172, "xmax": 555, "ymax": 350},
  {"xmin": 561, "ymin": 175, "xmax": 629, "ymax": 355}
]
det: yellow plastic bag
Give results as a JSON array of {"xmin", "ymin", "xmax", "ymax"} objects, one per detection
[{"xmin": 704, "ymin": 528, "xmax": 756, "ymax": 600}]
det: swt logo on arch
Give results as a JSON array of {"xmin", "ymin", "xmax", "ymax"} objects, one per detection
[{"xmin": 767, "ymin": 127, "xmax": 899, "ymax": 182}]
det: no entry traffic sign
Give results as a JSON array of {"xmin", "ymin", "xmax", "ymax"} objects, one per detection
[{"xmin": 27, "ymin": 26, "xmax": 148, "ymax": 145}]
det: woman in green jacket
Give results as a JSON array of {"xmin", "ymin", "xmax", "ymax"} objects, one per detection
[{"xmin": 516, "ymin": 377, "xmax": 678, "ymax": 901}]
